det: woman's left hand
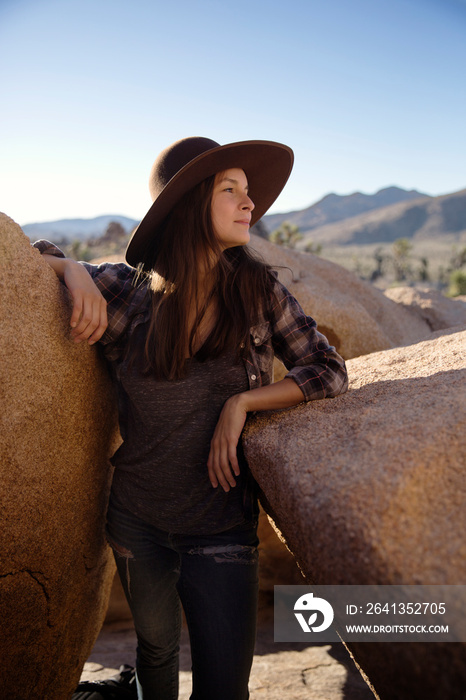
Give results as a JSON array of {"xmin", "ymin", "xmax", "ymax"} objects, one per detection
[
  {"xmin": 207, "ymin": 394, "xmax": 248, "ymax": 492},
  {"xmin": 207, "ymin": 379, "xmax": 306, "ymax": 492}
]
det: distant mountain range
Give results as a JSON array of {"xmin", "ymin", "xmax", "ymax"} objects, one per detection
[
  {"xmin": 291, "ymin": 188, "xmax": 466, "ymax": 246},
  {"xmin": 23, "ymin": 214, "xmax": 138, "ymax": 242},
  {"xmin": 263, "ymin": 186, "xmax": 430, "ymax": 233},
  {"xmin": 22, "ymin": 185, "xmax": 466, "ymax": 247}
]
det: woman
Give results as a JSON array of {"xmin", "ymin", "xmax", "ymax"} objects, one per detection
[{"xmin": 35, "ymin": 137, "xmax": 348, "ymax": 700}]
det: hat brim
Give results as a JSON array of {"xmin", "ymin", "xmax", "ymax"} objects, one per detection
[{"xmin": 125, "ymin": 140, "xmax": 294, "ymax": 268}]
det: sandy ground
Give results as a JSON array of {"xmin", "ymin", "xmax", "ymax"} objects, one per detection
[{"xmin": 81, "ymin": 604, "xmax": 375, "ymax": 699}]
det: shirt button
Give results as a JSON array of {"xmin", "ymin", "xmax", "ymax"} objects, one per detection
[{"xmin": 251, "ymin": 374, "xmax": 257, "ymax": 381}]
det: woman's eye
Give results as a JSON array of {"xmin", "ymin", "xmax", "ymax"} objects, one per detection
[{"xmin": 224, "ymin": 187, "xmax": 234, "ymax": 192}]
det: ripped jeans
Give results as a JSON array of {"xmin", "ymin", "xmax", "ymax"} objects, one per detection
[{"xmin": 106, "ymin": 503, "xmax": 259, "ymax": 700}]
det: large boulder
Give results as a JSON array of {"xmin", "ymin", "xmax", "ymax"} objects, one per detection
[
  {"xmin": 0, "ymin": 214, "xmax": 120, "ymax": 699},
  {"xmin": 384, "ymin": 285, "xmax": 466, "ymax": 331},
  {"xmin": 250, "ymin": 234, "xmax": 431, "ymax": 359},
  {"xmin": 243, "ymin": 327, "xmax": 466, "ymax": 699}
]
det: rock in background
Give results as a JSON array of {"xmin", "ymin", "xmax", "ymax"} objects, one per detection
[
  {"xmin": 250, "ymin": 235, "xmax": 431, "ymax": 360},
  {"xmin": 0, "ymin": 214, "xmax": 120, "ymax": 700},
  {"xmin": 243, "ymin": 327, "xmax": 466, "ymax": 700},
  {"xmin": 384, "ymin": 285, "xmax": 466, "ymax": 331}
]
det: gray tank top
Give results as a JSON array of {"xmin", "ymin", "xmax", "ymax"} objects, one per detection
[{"xmin": 109, "ymin": 346, "xmax": 257, "ymax": 534}]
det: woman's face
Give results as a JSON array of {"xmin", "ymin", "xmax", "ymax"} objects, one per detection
[{"xmin": 210, "ymin": 168, "xmax": 255, "ymax": 250}]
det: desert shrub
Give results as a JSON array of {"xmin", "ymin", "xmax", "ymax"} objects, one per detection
[
  {"xmin": 447, "ymin": 270, "xmax": 466, "ymax": 297},
  {"xmin": 270, "ymin": 221, "xmax": 302, "ymax": 249}
]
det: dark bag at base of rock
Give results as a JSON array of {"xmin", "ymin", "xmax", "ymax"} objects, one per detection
[{"xmin": 72, "ymin": 665, "xmax": 137, "ymax": 699}]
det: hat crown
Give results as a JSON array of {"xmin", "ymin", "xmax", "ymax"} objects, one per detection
[{"xmin": 149, "ymin": 137, "xmax": 221, "ymax": 201}]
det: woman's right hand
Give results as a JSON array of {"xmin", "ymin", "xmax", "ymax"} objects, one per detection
[
  {"xmin": 42, "ymin": 254, "xmax": 108, "ymax": 345},
  {"xmin": 63, "ymin": 261, "xmax": 108, "ymax": 344}
]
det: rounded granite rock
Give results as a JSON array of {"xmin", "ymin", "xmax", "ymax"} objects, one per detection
[
  {"xmin": 243, "ymin": 327, "xmax": 466, "ymax": 699},
  {"xmin": 0, "ymin": 213, "xmax": 120, "ymax": 700}
]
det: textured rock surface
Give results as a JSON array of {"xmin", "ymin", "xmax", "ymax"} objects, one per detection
[
  {"xmin": 0, "ymin": 214, "xmax": 120, "ymax": 700},
  {"xmin": 250, "ymin": 234, "xmax": 431, "ymax": 359},
  {"xmin": 243, "ymin": 328, "xmax": 466, "ymax": 700},
  {"xmin": 384, "ymin": 285, "xmax": 466, "ymax": 331}
]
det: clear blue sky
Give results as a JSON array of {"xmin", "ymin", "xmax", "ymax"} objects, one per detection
[{"xmin": 1, "ymin": 0, "xmax": 465, "ymax": 226}]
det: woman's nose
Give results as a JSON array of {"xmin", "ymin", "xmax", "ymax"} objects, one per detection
[{"xmin": 242, "ymin": 194, "xmax": 255, "ymax": 211}]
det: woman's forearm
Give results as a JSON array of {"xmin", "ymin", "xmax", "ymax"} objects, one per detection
[{"xmin": 234, "ymin": 377, "xmax": 305, "ymax": 413}]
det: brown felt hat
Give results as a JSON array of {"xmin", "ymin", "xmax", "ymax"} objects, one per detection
[{"xmin": 125, "ymin": 136, "xmax": 294, "ymax": 268}]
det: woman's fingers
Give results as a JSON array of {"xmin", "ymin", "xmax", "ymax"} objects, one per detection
[
  {"xmin": 90, "ymin": 297, "xmax": 108, "ymax": 343},
  {"xmin": 207, "ymin": 431, "xmax": 238, "ymax": 491},
  {"xmin": 207, "ymin": 395, "xmax": 247, "ymax": 491},
  {"xmin": 70, "ymin": 292, "xmax": 108, "ymax": 344},
  {"xmin": 207, "ymin": 445, "xmax": 237, "ymax": 492},
  {"xmin": 69, "ymin": 291, "xmax": 84, "ymax": 331}
]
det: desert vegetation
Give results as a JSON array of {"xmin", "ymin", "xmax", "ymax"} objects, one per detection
[
  {"xmin": 62, "ymin": 221, "xmax": 131, "ymax": 263},
  {"xmin": 271, "ymin": 221, "xmax": 466, "ymax": 297}
]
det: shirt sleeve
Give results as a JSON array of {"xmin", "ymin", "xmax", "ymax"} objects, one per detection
[
  {"xmin": 33, "ymin": 239, "xmax": 67, "ymax": 258},
  {"xmin": 269, "ymin": 278, "xmax": 348, "ymax": 401},
  {"xmin": 33, "ymin": 239, "xmax": 149, "ymax": 346}
]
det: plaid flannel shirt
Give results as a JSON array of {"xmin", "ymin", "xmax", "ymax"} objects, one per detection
[{"xmin": 34, "ymin": 239, "xmax": 348, "ymax": 401}]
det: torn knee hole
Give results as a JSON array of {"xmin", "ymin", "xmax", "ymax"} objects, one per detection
[
  {"xmin": 188, "ymin": 544, "xmax": 258, "ymax": 564},
  {"xmin": 107, "ymin": 536, "xmax": 134, "ymax": 559}
]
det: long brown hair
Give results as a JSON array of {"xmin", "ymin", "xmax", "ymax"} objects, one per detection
[{"xmin": 135, "ymin": 174, "xmax": 275, "ymax": 379}]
